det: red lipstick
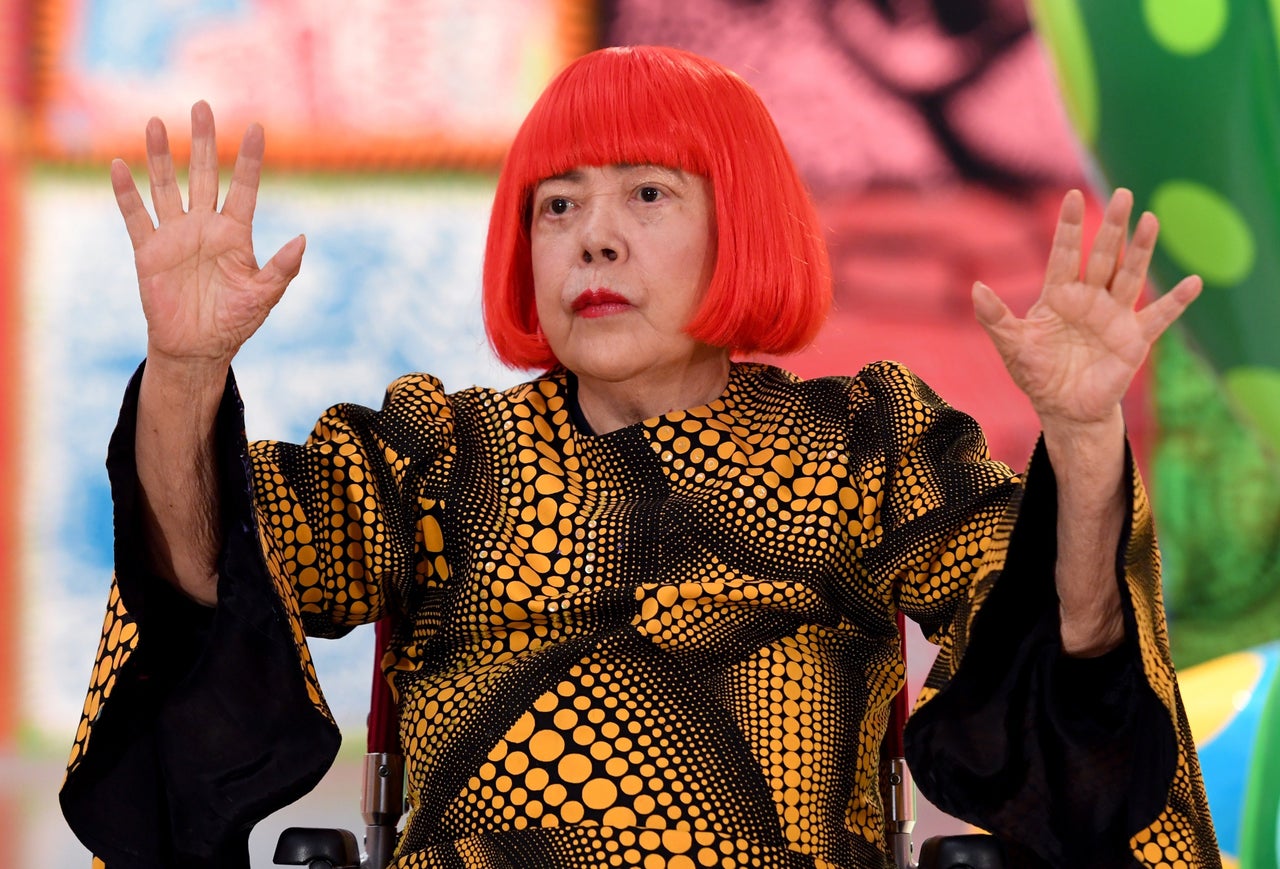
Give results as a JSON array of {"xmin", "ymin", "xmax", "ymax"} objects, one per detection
[{"xmin": 572, "ymin": 289, "xmax": 631, "ymax": 318}]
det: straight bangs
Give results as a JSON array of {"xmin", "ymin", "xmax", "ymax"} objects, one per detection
[
  {"xmin": 483, "ymin": 46, "xmax": 831, "ymax": 370},
  {"xmin": 513, "ymin": 50, "xmax": 718, "ymax": 197}
]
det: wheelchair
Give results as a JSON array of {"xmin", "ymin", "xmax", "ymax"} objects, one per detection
[{"xmin": 272, "ymin": 615, "xmax": 1011, "ymax": 869}]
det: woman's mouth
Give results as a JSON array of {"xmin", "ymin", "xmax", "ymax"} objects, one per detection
[{"xmin": 572, "ymin": 289, "xmax": 632, "ymax": 318}]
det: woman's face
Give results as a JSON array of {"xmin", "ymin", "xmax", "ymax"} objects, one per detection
[{"xmin": 529, "ymin": 164, "xmax": 721, "ymax": 387}]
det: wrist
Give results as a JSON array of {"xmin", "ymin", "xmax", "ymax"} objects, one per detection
[
  {"xmin": 142, "ymin": 350, "xmax": 231, "ymax": 399},
  {"xmin": 138, "ymin": 352, "xmax": 231, "ymax": 445},
  {"xmin": 1040, "ymin": 407, "xmax": 1126, "ymax": 499},
  {"xmin": 1060, "ymin": 604, "xmax": 1125, "ymax": 657},
  {"xmin": 1039, "ymin": 405, "xmax": 1124, "ymax": 454}
]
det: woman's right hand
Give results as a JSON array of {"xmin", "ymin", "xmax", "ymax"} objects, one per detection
[{"xmin": 112, "ymin": 100, "xmax": 304, "ymax": 371}]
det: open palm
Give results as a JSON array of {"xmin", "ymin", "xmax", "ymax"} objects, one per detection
[
  {"xmin": 974, "ymin": 189, "xmax": 1201, "ymax": 429},
  {"xmin": 112, "ymin": 101, "xmax": 304, "ymax": 367}
]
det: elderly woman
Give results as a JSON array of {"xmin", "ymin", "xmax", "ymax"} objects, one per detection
[{"xmin": 61, "ymin": 46, "xmax": 1215, "ymax": 868}]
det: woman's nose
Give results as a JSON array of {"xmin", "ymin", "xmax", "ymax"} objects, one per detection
[{"xmin": 578, "ymin": 202, "xmax": 626, "ymax": 264}]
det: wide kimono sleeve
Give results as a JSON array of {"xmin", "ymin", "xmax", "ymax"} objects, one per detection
[
  {"xmin": 59, "ymin": 363, "xmax": 454, "ymax": 869},
  {"xmin": 850, "ymin": 362, "xmax": 1217, "ymax": 868}
]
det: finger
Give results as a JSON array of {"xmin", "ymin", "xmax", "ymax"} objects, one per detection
[
  {"xmin": 1083, "ymin": 188, "xmax": 1134, "ymax": 289},
  {"xmin": 145, "ymin": 117, "xmax": 184, "ymax": 221},
  {"xmin": 188, "ymin": 101, "xmax": 220, "ymax": 213},
  {"xmin": 111, "ymin": 159, "xmax": 155, "ymax": 250},
  {"xmin": 1111, "ymin": 210, "xmax": 1158, "ymax": 308},
  {"xmin": 252, "ymin": 234, "xmax": 307, "ymax": 308},
  {"xmin": 1139, "ymin": 275, "xmax": 1202, "ymax": 343},
  {"xmin": 972, "ymin": 280, "xmax": 1022, "ymax": 359},
  {"xmin": 222, "ymin": 122, "xmax": 265, "ymax": 226},
  {"xmin": 1044, "ymin": 189, "xmax": 1086, "ymax": 290}
]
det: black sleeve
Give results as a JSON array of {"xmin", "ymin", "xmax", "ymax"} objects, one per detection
[
  {"xmin": 59, "ymin": 362, "xmax": 342, "ymax": 869},
  {"xmin": 904, "ymin": 439, "xmax": 1180, "ymax": 869}
]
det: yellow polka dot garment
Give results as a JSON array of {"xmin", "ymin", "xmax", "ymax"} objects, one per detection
[{"xmin": 61, "ymin": 361, "xmax": 1218, "ymax": 868}]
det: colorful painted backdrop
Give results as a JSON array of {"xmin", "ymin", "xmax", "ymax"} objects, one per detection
[{"xmin": 2, "ymin": 0, "xmax": 1276, "ymax": 866}]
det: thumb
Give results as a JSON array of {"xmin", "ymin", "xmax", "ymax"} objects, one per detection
[
  {"xmin": 971, "ymin": 280, "xmax": 1022, "ymax": 360},
  {"xmin": 971, "ymin": 280, "xmax": 1010, "ymax": 327},
  {"xmin": 972, "ymin": 279, "xmax": 1013, "ymax": 335},
  {"xmin": 254, "ymin": 234, "xmax": 306, "ymax": 305}
]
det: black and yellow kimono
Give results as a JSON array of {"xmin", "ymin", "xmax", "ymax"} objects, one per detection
[{"xmin": 61, "ymin": 361, "xmax": 1218, "ymax": 868}]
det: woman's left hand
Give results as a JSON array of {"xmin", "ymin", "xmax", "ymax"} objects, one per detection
[
  {"xmin": 973, "ymin": 187, "xmax": 1200, "ymax": 428},
  {"xmin": 973, "ymin": 187, "xmax": 1200, "ymax": 656}
]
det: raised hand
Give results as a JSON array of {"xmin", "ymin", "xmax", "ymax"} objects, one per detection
[
  {"xmin": 112, "ymin": 100, "xmax": 304, "ymax": 370},
  {"xmin": 973, "ymin": 188, "xmax": 1202, "ymax": 656},
  {"xmin": 972, "ymin": 188, "xmax": 1201, "ymax": 430},
  {"xmin": 121, "ymin": 102, "xmax": 303, "ymax": 605}
]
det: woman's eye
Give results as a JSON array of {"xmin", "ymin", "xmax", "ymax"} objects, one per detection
[
  {"xmin": 547, "ymin": 197, "xmax": 571, "ymax": 215},
  {"xmin": 638, "ymin": 186, "xmax": 662, "ymax": 203}
]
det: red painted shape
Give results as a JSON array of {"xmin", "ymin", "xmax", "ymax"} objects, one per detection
[{"xmin": 0, "ymin": 0, "xmax": 30, "ymax": 752}]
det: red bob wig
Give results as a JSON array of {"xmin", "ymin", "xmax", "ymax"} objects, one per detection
[{"xmin": 482, "ymin": 45, "xmax": 832, "ymax": 370}]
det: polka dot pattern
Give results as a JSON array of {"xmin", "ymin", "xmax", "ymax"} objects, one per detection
[
  {"xmin": 1150, "ymin": 180, "xmax": 1256, "ymax": 286},
  {"xmin": 1032, "ymin": 0, "xmax": 1280, "ymax": 452},
  {"xmin": 70, "ymin": 360, "xmax": 1207, "ymax": 866},
  {"xmin": 261, "ymin": 362, "xmax": 1023, "ymax": 864},
  {"xmin": 916, "ymin": 438, "xmax": 1217, "ymax": 866},
  {"xmin": 1026, "ymin": 7, "xmax": 1262, "ymax": 856},
  {"xmin": 1142, "ymin": 0, "xmax": 1229, "ymax": 56},
  {"xmin": 1124, "ymin": 473, "xmax": 1220, "ymax": 868},
  {"xmin": 66, "ymin": 583, "xmax": 138, "ymax": 775}
]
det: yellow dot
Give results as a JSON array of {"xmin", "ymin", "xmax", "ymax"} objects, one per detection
[
  {"xmin": 662, "ymin": 829, "xmax": 693, "ymax": 853},
  {"xmin": 529, "ymin": 730, "xmax": 566, "ymax": 762},
  {"xmin": 532, "ymin": 527, "xmax": 558, "ymax": 554},
  {"xmin": 603, "ymin": 805, "xmax": 638, "ymax": 828},
  {"xmin": 544, "ymin": 783, "xmax": 567, "ymax": 806},
  {"xmin": 558, "ymin": 752, "xmax": 592, "ymax": 784},
  {"xmin": 583, "ymin": 777, "xmax": 619, "ymax": 810},
  {"xmin": 504, "ymin": 751, "xmax": 530, "ymax": 776}
]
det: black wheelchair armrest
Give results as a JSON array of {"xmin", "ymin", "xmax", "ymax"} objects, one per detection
[
  {"xmin": 273, "ymin": 826, "xmax": 362, "ymax": 868},
  {"xmin": 917, "ymin": 833, "xmax": 1008, "ymax": 869}
]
